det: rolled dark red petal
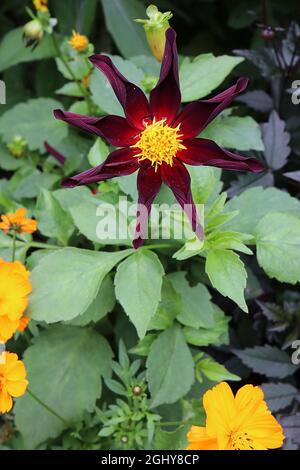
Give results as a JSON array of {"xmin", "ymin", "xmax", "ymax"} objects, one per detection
[
  {"xmin": 160, "ymin": 160, "xmax": 204, "ymax": 240},
  {"xmin": 149, "ymin": 28, "xmax": 181, "ymax": 125},
  {"xmin": 177, "ymin": 138, "xmax": 264, "ymax": 172},
  {"xmin": 54, "ymin": 110, "xmax": 139, "ymax": 147},
  {"xmin": 174, "ymin": 77, "xmax": 249, "ymax": 139},
  {"xmin": 89, "ymin": 55, "xmax": 151, "ymax": 129},
  {"xmin": 44, "ymin": 141, "xmax": 66, "ymax": 164},
  {"xmin": 133, "ymin": 165, "xmax": 162, "ymax": 249},
  {"xmin": 62, "ymin": 148, "xmax": 139, "ymax": 187}
]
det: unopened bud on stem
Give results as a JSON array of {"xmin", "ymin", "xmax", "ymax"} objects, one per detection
[{"xmin": 135, "ymin": 5, "xmax": 173, "ymax": 62}]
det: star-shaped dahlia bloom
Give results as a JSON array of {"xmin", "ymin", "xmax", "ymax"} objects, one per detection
[{"xmin": 54, "ymin": 28, "xmax": 263, "ymax": 248}]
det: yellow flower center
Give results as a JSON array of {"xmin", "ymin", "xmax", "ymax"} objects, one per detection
[
  {"xmin": 69, "ymin": 31, "xmax": 89, "ymax": 52},
  {"xmin": 33, "ymin": 0, "xmax": 48, "ymax": 12},
  {"xmin": 230, "ymin": 431, "xmax": 254, "ymax": 450},
  {"xmin": 131, "ymin": 118, "xmax": 186, "ymax": 171}
]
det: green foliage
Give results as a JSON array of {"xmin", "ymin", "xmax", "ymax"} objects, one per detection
[
  {"xmin": 14, "ymin": 325, "xmax": 113, "ymax": 449},
  {"xmin": 201, "ymin": 113, "xmax": 264, "ymax": 151},
  {"xmin": 28, "ymin": 248, "xmax": 133, "ymax": 322},
  {"xmin": 168, "ymin": 272, "xmax": 215, "ymax": 328},
  {"xmin": 146, "ymin": 325, "xmax": 194, "ymax": 408},
  {"xmin": 180, "ymin": 54, "xmax": 244, "ymax": 102},
  {"xmin": 0, "ymin": 28, "xmax": 56, "ymax": 72},
  {"xmin": 88, "ymin": 138, "xmax": 109, "ymax": 167},
  {"xmin": 255, "ymin": 212, "xmax": 300, "ymax": 284},
  {"xmin": 0, "ymin": 99, "xmax": 68, "ymax": 152},
  {"xmin": 35, "ymin": 189, "xmax": 74, "ymax": 245},
  {"xmin": 224, "ymin": 187, "xmax": 300, "ymax": 234},
  {"xmin": 206, "ymin": 249, "xmax": 248, "ymax": 312},
  {"xmin": 90, "ymin": 55, "xmax": 144, "ymax": 115},
  {"xmin": 100, "ymin": 0, "xmax": 150, "ymax": 58},
  {"xmin": 1, "ymin": 0, "xmax": 300, "ymax": 452},
  {"xmin": 115, "ymin": 250, "xmax": 164, "ymax": 338}
]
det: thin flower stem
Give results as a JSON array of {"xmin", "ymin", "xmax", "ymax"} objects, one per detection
[
  {"xmin": 11, "ymin": 230, "xmax": 16, "ymax": 262},
  {"xmin": 27, "ymin": 389, "xmax": 69, "ymax": 427},
  {"xmin": 51, "ymin": 34, "xmax": 93, "ymax": 114}
]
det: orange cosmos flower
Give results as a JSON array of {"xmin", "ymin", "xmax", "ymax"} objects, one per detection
[
  {"xmin": 69, "ymin": 31, "xmax": 89, "ymax": 52},
  {"xmin": 0, "ymin": 259, "xmax": 32, "ymax": 343},
  {"xmin": 17, "ymin": 316, "xmax": 31, "ymax": 332},
  {"xmin": 186, "ymin": 382, "xmax": 284, "ymax": 450},
  {"xmin": 33, "ymin": 0, "xmax": 48, "ymax": 12},
  {"xmin": 0, "ymin": 208, "xmax": 37, "ymax": 235},
  {"xmin": 0, "ymin": 352, "xmax": 28, "ymax": 413}
]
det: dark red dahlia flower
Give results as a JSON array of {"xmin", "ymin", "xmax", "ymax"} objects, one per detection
[{"xmin": 54, "ymin": 28, "xmax": 263, "ymax": 248}]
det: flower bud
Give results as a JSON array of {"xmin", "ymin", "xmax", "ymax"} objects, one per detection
[
  {"xmin": 7, "ymin": 136, "xmax": 28, "ymax": 158},
  {"xmin": 261, "ymin": 27, "xmax": 275, "ymax": 41},
  {"xmin": 23, "ymin": 19, "xmax": 44, "ymax": 47},
  {"xmin": 132, "ymin": 385, "xmax": 142, "ymax": 396},
  {"xmin": 135, "ymin": 5, "xmax": 173, "ymax": 62}
]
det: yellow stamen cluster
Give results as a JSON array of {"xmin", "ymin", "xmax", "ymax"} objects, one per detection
[
  {"xmin": 33, "ymin": 0, "xmax": 48, "ymax": 12},
  {"xmin": 69, "ymin": 30, "xmax": 89, "ymax": 52},
  {"xmin": 131, "ymin": 118, "xmax": 186, "ymax": 171}
]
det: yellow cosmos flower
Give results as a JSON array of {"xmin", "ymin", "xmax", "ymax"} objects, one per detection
[
  {"xmin": 186, "ymin": 382, "xmax": 285, "ymax": 450},
  {"xmin": 0, "ymin": 259, "xmax": 32, "ymax": 343},
  {"xmin": 0, "ymin": 352, "xmax": 28, "ymax": 413},
  {"xmin": 69, "ymin": 30, "xmax": 89, "ymax": 52},
  {"xmin": 33, "ymin": 0, "xmax": 48, "ymax": 12},
  {"xmin": 0, "ymin": 208, "xmax": 37, "ymax": 235},
  {"xmin": 18, "ymin": 316, "xmax": 31, "ymax": 332}
]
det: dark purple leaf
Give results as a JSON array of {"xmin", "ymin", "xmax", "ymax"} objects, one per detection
[
  {"xmin": 261, "ymin": 382, "xmax": 299, "ymax": 412},
  {"xmin": 236, "ymin": 90, "xmax": 273, "ymax": 112},
  {"xmin": 279, "ymin": 413, "xmax": 300, "ymax": 447},
  {"xmin": 227, "ymin": 171, "xmax": 274, "ymax": 197},
  {"xmin": 284, "ymin": 171, "xmax": 300, "ymax": 183},
  {"xmin": 261, "ymin": 111, "xmax": 291, "ymax": 170},
  {"xmin": 233, "ymin": 345, "xmax": 299, "ymax": 378}
]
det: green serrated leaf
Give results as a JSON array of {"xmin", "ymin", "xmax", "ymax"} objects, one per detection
[
  {"xmin": 115, "ymin": 250, "xmax": 164, "ymax": 338},
  {"xmin": 206, "ymin": 249, "xmax": 248, "ymax": 312},
  {"xmin": 146, "ymin": 325, "xmax": 194, "ymax": 408}
]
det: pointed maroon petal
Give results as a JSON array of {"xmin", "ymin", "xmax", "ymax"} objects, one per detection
[
  {"xmin": 44, "ymin": 141, "xmax": 66, "ymax": 165},
  {"xmin": 177, "ymin": 138, "xmax": 264, "ymax": 172},
  {"xmin": 174, "ymin": 77, "xmax": 249, "ymax": 139},
  {"xmin": 133, "ymin": 165, "xmax": 162, "ymax": 249},
  {"xmin": 54, "ymin": 110, "xmax": 139, "ymax": 147},
  {"xmin": 89, "ymin": 54, "xmax": 151, "ymax": 129},
  {"xmin": 62, "ymin": 148, "xmax": 139, "ymax": 188},
  {"xmin": 149, "ymin": 28, "xmax": 181, "ymax": 125},
  {"xmin": 160, "ymin": 160, "xmax": 204, "ymax": 240}
]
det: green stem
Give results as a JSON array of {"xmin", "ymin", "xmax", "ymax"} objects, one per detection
[
  {"xmin": 52, "ymin": 34, "xmax": 93, "ymax": 113},
  {"xmin": 11, "ymin": 230, "xmax": 16, "ymax": 261},
  {"xmin": 27, "ymin": 389, "xmax": 69, "ymax": 427}
]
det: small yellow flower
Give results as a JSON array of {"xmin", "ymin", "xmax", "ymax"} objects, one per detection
[
  {"xmin": 0, "ymin": 259, "xmax": 32, "ymax": 343},
  {"xmin": 33, "ymin": 0, "xmax": 48, "ymax": 12},
  {"xmin": 0, "ymin": 208, "xmax": 37, "ymax": 235},
  {"xmin": 186, "ymin": 382, "xmax": 285, "ymax": 450},
  {"xmin": 69, "ymin": 30, "xmax": 89, "ymax": 52},
  {"xmin": 0, "ymin": 352, "xmax": 28, "ymax": 414}
]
